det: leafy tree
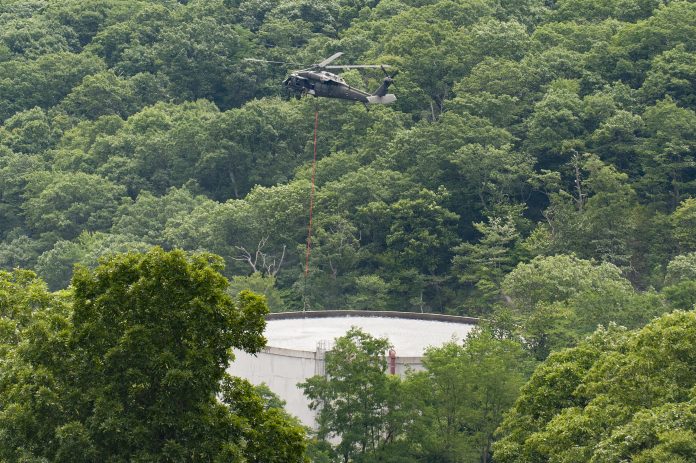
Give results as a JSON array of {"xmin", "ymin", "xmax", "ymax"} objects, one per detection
[
  {"xmin": 220, "ymin": 376, "xmax": 308, "ymax": 463},
  {"xmin": 0, "ymin": 268, "xmax": 59, "ymax": 354},
  {"xmin": 530, "ymin": 20, "xmax": 622, "ymax": 55},
  {"xmin": 448, "ymin": 18, "xmax": 530, "ymax": 78},
  {"xmin": 449, "ymin": 91, "xmax": 523, "ymax": 128},
  {"xmin": 495, "ymin": 310, "xmax": 696, "ymax": 463},
  {"xmin": 204, "ymin": 98, "xmax": 313, "ymax": 199},
  {"xmin": 0, "ymin": 51, "xmax": 104, "ymax": 121},
  {"xmin": 146, "ymin": 1, "xmax": 255, "ymax": 109},
  {"xmin": 637, "ymin": 98, "xmax": 696, "ymax": 208},
  {"xmin": 86, "ymin": 2, "xmax": 173, "ymax": 68},
  {"xmin": 243, "ymin": 180, "xmax": 312, "ymax": 260},
  {"xmin": 641, "ymin": 44, "xmax": 696, "ymax": 108},
  {"xmin": 662, "ymin": 253, "xmax": 696, "ymax": 310},
  {"xmin": 161, "ymin": 180, "xmax": 309, "ymax": 288},
  {"xmin": 0, "ymin": 248, "xmax": 308, "ymax": 462},
  {"xmin": 0, "ymin": 107, "xmax": 61, "ymax": 154},
  {"xmin": 501, "ymin": 254, "xmax": 663, "ymax": 358},
  {"xmin": 44, "ymin": 0, "xmax": 135, "ymax": 48},
  {"xmin": 614, "ymin": 1, "xmax": 696, "ymax": 65},
  {"xmin": 110, "ymin": 186, "xmax": 211, "ymax": 246},
  {"xmin": 57, "ymin": 70, "xmax": 167, "ymax": 119},
  {"xmin": 664, "ymin": 253, "xmax": 696, "ymax": 285},
  {"xmin": 319, "ymin": 167, "xmax": 419, "ymax": 216},
  {"xmin": 0, "ymin": 234, "xmax": 47, "ymax": 271},
  {"xmin": 672, "ymin": 198, "xmax": 696, "ymax": 253},
  {"xmin": 522, "ymin": 48, "xmax": 587, "ymax": 94},
  {"xmin": 387, "ymin": 121, "xmax": 524, "ymax": 236},
  {"xmin": 35, "ymin": 231, "xmax": 152, "ymax": 291},
  {"xmin": 0, "ymin": 15, "xmax": 77, "ymax": 58},
  {"xmin": 0, "ymin": 276, "xmax": 75, "ymax": 462},
  {"xmin": 552, "ymin": 0, "xmax": 663, "ymax": 22},
  {"xmin": 352, "ymin": 188, "xmax": 460, "ymax": 311},
  {"xmin": 524, "ymin": 79, "xmax": 585, "ymax": 162},
  {"xmin": 543, "ymin": 154, "xmax": 638, "ymax": 268},
  {"xmin": 257, "ymin": 16, "xmax": 316, "ymax": 49},
  {"xmin": 162, "ymin": 199, "xmax": 253, "ymax": 270},
  {"xmin": 455, "ymin": 57, "xmax": 531, "ymax": 101},
  {"xmin": 300, "ymin": 327, "xmax": 402, "ymax": 463},
  {"xmin": 232, "ymin": 0, "xmax": 283, "ymax": 32},
  {"xmin": 453, "ymin": 208, "xmax": 525, "ymax": 307},
  {"xmin": 494, "ymin": 0, "xmax": 549, "ymax": 27},
  {"xmin": 302, "ymin": 100, "xmax": 410, "ymax": 164},
  {"xmin": 300, "ymin": 214, "xmax": 362, "ymax": 310},
  {"xmin": 348, "ymin": 275, "xmax": 389, "ymax": 310},
  {"xmin": 402, "ymin": 329, "xmax": 531, "ymax": 463},
  {"xmin": 363, "ymin": 188, "xmax": 459, "ymax": 274},
  {"xmin": 503, "ymin": 254, "xmax": 629, "ymax": 310},
  {"xmin": 59, "ymin": 100, "xmax": 221, "ymax": 197},
  {"xmin": 493, "ymin": 324, "xmax": 629, "ymax": 462},
  {"xmin": 280, "ymin": 0, "xmax": 341, "ymax": 33},
  {"xmin": 22, "ymin": 171, "xmax": 126, "ymax": 241},
  {"xmin": 589, "ymin": 109, "xmax": 644, "ymax": 174},
  {"xmin": 228, "ymin": 272, "xmax": 285, "ymax": 312},
  {"xmin": 0, "ymin": 151, "xmax": 46, "ymax": 239}
]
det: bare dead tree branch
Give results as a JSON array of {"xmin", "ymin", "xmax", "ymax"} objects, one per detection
[
  {"xmin": 232, "ymin": 237, "xmax": 285, "ymax": 277},
  {"xmin": 231, "ymin": 245, "xmax": 258, "ymax": 273},
  {"xmin": 262, "ymin": 244, "xmax": 286, "ymax": 277}
]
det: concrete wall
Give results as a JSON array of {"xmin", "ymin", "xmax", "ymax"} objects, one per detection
[{"xmin": 229, "ymin": 346, "xmax": 424, "ymax": 427}]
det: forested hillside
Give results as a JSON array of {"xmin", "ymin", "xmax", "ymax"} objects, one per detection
[
  {"xmin": 1, "ymin": 0, "xmax": 694, "ymax": 322},
  {"xmin": 2, "ymin": 0, "xmax": 696, "ymax": 461}
]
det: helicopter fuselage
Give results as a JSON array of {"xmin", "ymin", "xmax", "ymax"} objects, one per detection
[
  {"xmin": 284, "ymin": 70, "xmax": 371, "ymax": 102},
  {"xmin": 246, "ymin": 52, "xmax": 397, "ymax": 104},
  {"xmin": 283, "ymin": 70, "xmax": 395, "ymax": 104}
]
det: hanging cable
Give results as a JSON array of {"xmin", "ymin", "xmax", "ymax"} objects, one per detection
[{"xmin": 303, "ymin": 109, "xmax": 319, "ymax": 309}]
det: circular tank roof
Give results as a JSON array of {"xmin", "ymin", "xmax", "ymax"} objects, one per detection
[{"xmin": 263, "ymin": 311, "xmax": 477, "ymax": 357}]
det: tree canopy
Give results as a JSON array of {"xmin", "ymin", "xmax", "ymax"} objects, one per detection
[
  {"xmin": 0, "ymin": 248, "xmax": 307, "ymax": 462},
  {"xmin": 495, "ymin": 311, "xmax": 696, "ymax": 463},
  {"xmin": 1, "ymin": 0, "xmax": 695, "ymax": 459},
  {"xmin": 0, "ymin": 0, "xmax": 693, "ymax": 316}
]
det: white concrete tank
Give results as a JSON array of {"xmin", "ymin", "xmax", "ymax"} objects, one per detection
[{"xmin": 228, "ymin": 310, "xmax": 478, "ymax": 426}]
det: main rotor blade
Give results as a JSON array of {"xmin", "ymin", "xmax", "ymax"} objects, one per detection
[
  {"xmin": 244, "ymin": 58, "xmax": 305, "ymax": 66},
  {"xmin": 324, "ymin": 64, "xmax": 392, "ymax": 69},
  {"xmin": 317, "ymin": 52, "xmax": 344, "ymax": 67}
]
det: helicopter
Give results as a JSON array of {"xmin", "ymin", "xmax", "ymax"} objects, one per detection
[{"xmin": 244, "ymin": 52, "xmax": 398, "ymax": 105}]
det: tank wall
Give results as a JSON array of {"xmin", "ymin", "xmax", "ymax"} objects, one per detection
[
  {"xmin": 229, "ymin": 347, "xmax": 424, "ymax": 427},
  {"xmin": 229, "ymin": 347, "xmax": 320, "ymax": 426},
  {"xmin": 395, "ymin": 356, "xmax": 423, "ymax": 376}
]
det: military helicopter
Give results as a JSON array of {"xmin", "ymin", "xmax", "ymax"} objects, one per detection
[{"xmin": 244, "ymin": 52, "xmax": 398, "ymax": 105}]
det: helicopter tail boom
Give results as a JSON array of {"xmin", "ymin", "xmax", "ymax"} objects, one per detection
[
  {"xmin": 372, "ymin": 78, "xmax": 393, "ymax": 97},
  {"xmin": 370, "ymin": 66, "xmax": 398, "ymax": 103},
  {"xmin": 366, "ymin": 94, "xmax": 397, "ymax": 104}
]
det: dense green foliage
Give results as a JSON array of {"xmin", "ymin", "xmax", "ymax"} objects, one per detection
[
  {"xmin": 495, "ymin": 311, "xmax": 696, "ymax": 463},
  {"xmin": 0, "ymin": 0, "xmax": 693, "ymax": 319},
  {"xmin": 301, "ymin": 328, "xmax": 402, "ymax": 462},
  {"xmin": 0, "ymin": 248, "xmax": 307, "ymax": 462},
  {"xmin": 1, "ymin": 0, "xmax": 695, "ymax": 459},
  {"xmin": 300, "ymin": 327, "xmax": 531, "ymax": 462}
]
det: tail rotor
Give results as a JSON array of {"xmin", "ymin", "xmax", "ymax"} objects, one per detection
[
  {"xmin": 372, "ymin": 65, "xmax": 398, "ymax": 97},
  {"xmin": 381, "ymin": 65, "xmax": 399, "ymax": 82}
]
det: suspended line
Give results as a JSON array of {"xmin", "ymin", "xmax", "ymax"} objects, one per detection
[{"xmin": 304, "ymin": 109, "xmax": 319, "ymax": 282}]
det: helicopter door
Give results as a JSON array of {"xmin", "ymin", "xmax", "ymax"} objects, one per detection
[{"xmin": 324, "ymin": 81, "xmax": 341, "ymax": 98}]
